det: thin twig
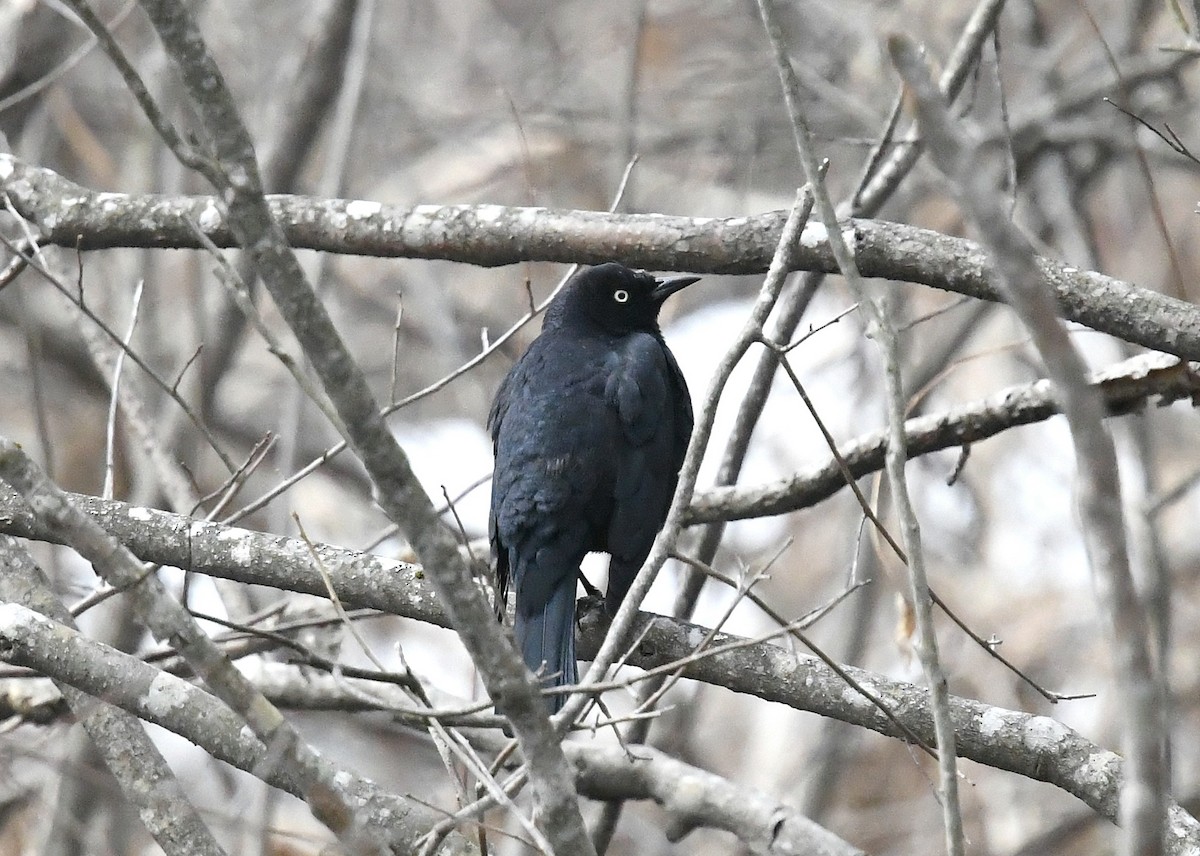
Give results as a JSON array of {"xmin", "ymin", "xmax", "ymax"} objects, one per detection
[
  {"xmin": 103, "ymin": 279, "xmax": 144, "ymax": 499},
  {"xmin": 1074, "ymin": 0, "xmax": 1186, "ymax": 300},
  {"xmin": 0, "ymin": 229, "xmax": 237, "ymax": 471},
  {"xmin": 293, "ymin": 513, "xmax": 388, "ymax": 673},
  {"xmin": 1104, "ymin": 98, "xmax": 1200, "ymax": 165},
  {"xmin": 0, "ymin": 0, "xmax": 138, "ymax": 115},
  {"xmin": 186, "ymin": 217, "xmax": 350, "ymax": 438},
  {"xmin": 61, "ymin": 0, "xmax": 213, "ymax": 174}
]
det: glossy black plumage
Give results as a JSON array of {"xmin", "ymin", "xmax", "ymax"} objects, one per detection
[{"xmin": 488, "ymin": 263, "xmax": 698, "ymax": 712}]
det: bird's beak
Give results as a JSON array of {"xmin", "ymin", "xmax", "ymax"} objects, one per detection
[{"xmin": 652, "ymin": 274, "xmax": 701, "ymax": 303}]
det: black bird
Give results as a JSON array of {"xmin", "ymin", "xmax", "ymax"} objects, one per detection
[{"xmin": 488, "ymin": 263, "xmax": 699, "ymax": 712}]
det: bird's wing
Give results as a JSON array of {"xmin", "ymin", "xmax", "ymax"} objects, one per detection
[
  {"xmin": 605, "ymin": 333, "xmax": 691, "ymax": 465},
  {"xmin": 603, "ymin": 334, "xmax": 693, "ymax": 597},
  {"xmin": 488, "ymin": 354, "xmax": 528, "ymax": 616},
  {"xmin": 489, "ymin": 339, "xmax": 612, "ymax": 615},
  {"xmin": 487, "ymin": 365, "xmax": 518, "ymax": 443}
]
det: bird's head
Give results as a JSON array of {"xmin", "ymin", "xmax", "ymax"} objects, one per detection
[{"xmin": 547, "ymin": 262, "xmax": 700, "ymax": 334}]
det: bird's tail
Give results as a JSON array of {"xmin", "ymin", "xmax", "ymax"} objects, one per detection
[{"xmin": 514, "ymin": 578, "xmax": 577, "ymax": 714}]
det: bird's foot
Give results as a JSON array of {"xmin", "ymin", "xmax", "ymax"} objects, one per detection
[{"xmin": 575, "ymin": 593, "xmax": 609, "ymax": 632}]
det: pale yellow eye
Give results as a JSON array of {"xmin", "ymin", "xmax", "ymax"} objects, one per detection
[{"xmin": 613, "ymin": 289, "xmax": 630, "ymax": 303}]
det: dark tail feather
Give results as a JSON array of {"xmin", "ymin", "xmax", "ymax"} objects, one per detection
[{"xmin": 514, "ymin": 578, "xmax": 577, "ymax": 713}]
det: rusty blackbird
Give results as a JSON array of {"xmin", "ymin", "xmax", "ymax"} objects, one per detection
[{"xmin": 488, "ymin": 262, "xmax": 698, "ymax": 712}]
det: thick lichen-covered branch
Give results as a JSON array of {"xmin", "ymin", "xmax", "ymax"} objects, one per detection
[{"xmin": 2, "ymin": 155, "xmax": 1198, "ymax": 361}]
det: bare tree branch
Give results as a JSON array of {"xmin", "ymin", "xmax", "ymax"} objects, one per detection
[
  {"xmin": 853, "ymin": 0, "xmax": 1008, "ymax": 215},
  {"xmin": 890, "ymin": 33, "xmax": 1165, "ymax": 856},
  {"xmin": 71, "ymin": 0, "xmax": 596, "ymax": 848},
  {"xmin": 3, "ymin": 589, "xmax": 1199, "ymax": 851},
  {"xmin": 1, "ymin": 356, "xmax": 1190, "ymax": 612},
  {"xmin": 0, "ymin": 536, "xmax": 226, "ymax": 856},
  {"xmin": 3, "ymin": 155, "xmax": 1197, "ymax": 361},
  {"xmin": 567, "ymin": 743, "xmax": 865, "ymax": 856},
  {"xmin": 200, "ymin": 0, "xmax": 367, "ymax": 416},
  {"xmin": 691, "ymin": 352, "xmax": 1200, "ymax": 523},
  {"xmin": 0, "ymin": 601, "xmax": 475, "ymax": 855},
  {"xmin": 0, "ymin": 623, "xmax": 860, "ymax": 855},
  {"xmin": 757, "ymin": 1, "xmax": 963, "ymax": 849},
  {"xmin": 572, "ymin": 604, "xmax": 1200, "ymax": 851},
  {"xmin": 0, "ymin": 438, "xmax": 389, "ymax": 853},
  {"xmin": 5, "ymin": 2, "xmax": 1200, "ymax": 852}
]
